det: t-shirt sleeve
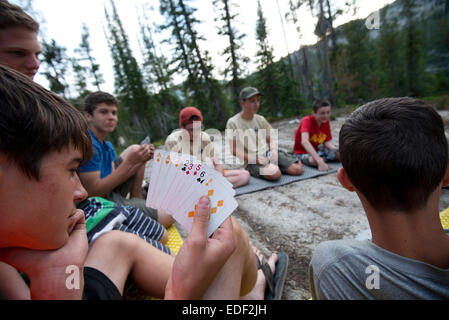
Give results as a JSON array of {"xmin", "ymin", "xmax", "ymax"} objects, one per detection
[
  {"xmin": 300, "ymin": 116, "xmax": 312, "ymax": 134},
  {"xmin": 165, "ymin": 133, "xmax": 178, "ymax": 152},
  {"xmin": 226, "ymin": 118, "xmax": 237, "ymax": 130},
  {"xmin": 202, "ymin": 133, "xmax": 215, "ymax": 159},
  {"xmin": 106, "ymin": 141, "xmax": 117, "ymax": 162}
]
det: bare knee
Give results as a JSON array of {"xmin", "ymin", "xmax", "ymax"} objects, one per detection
[
  {"xmin": 235, "ymin": 170, "xmax": 250, "ymax": 188},
  {"xmin": 242, "ymin": 170, "xmax": 250, "ymax": 184},
  {"xmin": 261, "ymin": 164, "xmax": 281, "ymax": 181},
  {"xmin": 160, "ymin": 229, "xmax": 168, "ymax": 245},
  {"xmin": 86, "ymin": 230, "xmax": 139, "ymax": 273},
  {"xmin": 286, "ymin": 162, "xmax": 303, "ymax": 176},
  {"xmin": 94, "ymin": 230, "xmax": 138, "ymax": 252},
  {"xmin": 264, "ymin": 169, "xmax": 281, "ymax": 181},
  {"xmin": 158, "ymin": 210, "xmax": 175, "ymax": 228}
]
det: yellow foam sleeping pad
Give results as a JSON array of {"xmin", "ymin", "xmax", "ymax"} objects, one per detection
[{"xmin": 440, "ymin": 207, "xmax": 449, "ymax": 229}]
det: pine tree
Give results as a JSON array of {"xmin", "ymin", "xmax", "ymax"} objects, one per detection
[
  {"xmin": 255, "ymin": 0, "xmax": 281, "ymax": 117},
  {"xmin": 286, "ymin": 0, "xmax": 315, "ymax": 103},
  {"xmin": 341, "ymin": 19, "xmax": 373, "ymax": 101},
  {"xmin": 178, "ymin": 0, "xmax": 229, "ymax": 126},
  {"xmin": 213, "ymin": 0, "xmax": 249, "ymax": 113},
  {"xmin": 104, "ymin": 0, "xmax": 152, "ymax": 143},
  {"xmin": 314, "ymin": 0, "xmax": 334, "ymax": 104},
  {"xmin": 375, "ymin": 11, "xmax": 406, "ymax": 97},
  {"xmin": 75, "ymin": 23, "xmax": 104, "ymax": 92},
  {"xmin": 159, "ymin": 0, "xmax": 229, "ymax": 128},
  {"xmin": 41, "ymin": 39, "xmax": 70, "ymax": 98},
  {"xmin": 71, "ymin": 57, "xmax": 89, "ymax": 98},
  {"xmin": 138, "ymin": 5, "xmax": 181, "ymax": 136},
  {"xmin": 401, "ymin": 0, "xmax": 426, "ymax": 97}
]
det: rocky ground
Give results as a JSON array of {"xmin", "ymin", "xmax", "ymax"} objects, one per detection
[{"xmin": 145, "ymin": 109, "xmax": 449, "ymax": 300}]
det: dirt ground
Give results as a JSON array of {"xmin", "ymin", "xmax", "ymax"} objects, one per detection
[{"xmin": 146, "ymin": 109, "xmax": 449, "ymax": 300}]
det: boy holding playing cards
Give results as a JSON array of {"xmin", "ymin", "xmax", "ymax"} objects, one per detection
[
  {"xmin": 0, "ymin": 64, "xmax": 264, "ymax": 300},
  {"xmin": 226, "ymin": 87, "xmax": 303, "ymax": 181},
  {"xmin": 78, "ymin": 91, "xmax": 175, "ymax": 227},
  {"xmin": 165, "ymin": 106, "xmax": 250, "ymax": 188}
]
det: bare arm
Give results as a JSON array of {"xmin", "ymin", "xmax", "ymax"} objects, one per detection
[
  {"xmin": 229, "ymin": 138, "xmax": 251, "ymax": 163},
  {"xmin": 0, "ymin": 262, "xmax": 30, "ymax": 300},
  {"xmin": 79, "ymin": 144, "xmax": 152, "ymax": 197},
  {"xmin": 301, "ymin": 132, "xmax": 330, "ymax": 171},
  {"xmin": 324, "ymin": 140, "xmax": 337, "ymax": 150},
  {"xmin": 0, "ymin": 211, "xmax": 88, "ymax": 300},
  {"xmin": 79, "ymin": 160, "xmax": 139, "ymax": 197}
]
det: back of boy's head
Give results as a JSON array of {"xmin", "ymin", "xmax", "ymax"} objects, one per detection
[
  {"xmin": 84, "ymin": 91, "xmax": 118, "ymax": 115},
  {"xmin": 312, "ymin": 99, "xmax": 331, "ymax": 113},
  {"xmin": 339, "ymin": 97, "xmax": 448, "ymax": 212},
  {"xmin": 0, "ymin": 64, "xmax": 92, "ymax": 180},
  {"xmin": 0, "ymin": 0, "xmax": 39, "ymax": 33}
]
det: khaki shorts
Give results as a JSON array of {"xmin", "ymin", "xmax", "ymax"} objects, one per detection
[{"xmin": 247, "ymin": 149, "xmax": 299, "ymax": 178}]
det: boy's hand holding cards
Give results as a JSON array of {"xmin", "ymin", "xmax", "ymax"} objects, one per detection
[{"xmin": 146, "ymin": 150, "xmax": 238, "ymax": 237}]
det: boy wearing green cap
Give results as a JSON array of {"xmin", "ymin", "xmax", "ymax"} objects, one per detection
[{"xmin": 226, "ymin": 87, "xmax": 303, "ymax": 181}]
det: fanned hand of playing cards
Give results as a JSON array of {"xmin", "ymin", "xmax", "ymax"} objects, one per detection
[{"xmin": 146, "ymin": 150, "xmax": 238, "ymax": 237}]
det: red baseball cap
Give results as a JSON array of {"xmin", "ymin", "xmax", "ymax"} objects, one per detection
[{"xmin": 179, "ymin": 106, "xmax": 203, "ymax": 128}]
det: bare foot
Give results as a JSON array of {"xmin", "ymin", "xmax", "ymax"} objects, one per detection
[{"xmin": 241, "ymin": 245, "xmax": 278, "ymax": 300}]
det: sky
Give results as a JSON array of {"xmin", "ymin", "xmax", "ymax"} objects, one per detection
[{"xmin": 11, "ymin": 0, "xmax": 394, "ymax": 94}]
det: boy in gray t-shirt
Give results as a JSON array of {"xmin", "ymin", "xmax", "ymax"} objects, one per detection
[{"xmin": 309, "ymin": 98, "xmax": 449, "ymax": 300}]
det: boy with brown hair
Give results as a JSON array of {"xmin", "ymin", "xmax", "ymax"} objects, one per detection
[
  {"xmin": 309, "ymin": 97, "xmax": 449, "ymax": 299},
  {"xmin": 293, "ymin": 99, "xmax": 339, "ymax": 172},
  {"xmin": 0, "ymin": 0, "xmax": 41, "ymax": 80},
  {"xmin": 78, "ymin": 91, "xmax": 175, "ymax": 227}
]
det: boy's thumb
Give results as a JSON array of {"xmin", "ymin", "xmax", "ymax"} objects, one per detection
[{"xmin": 190, "ymin": 196, "xmax": 210, "ymax": 237}]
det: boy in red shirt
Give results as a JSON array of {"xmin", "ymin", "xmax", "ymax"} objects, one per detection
[{"xmin": 294, "ymin": 100, "xmax": 339, "ymax": 171}]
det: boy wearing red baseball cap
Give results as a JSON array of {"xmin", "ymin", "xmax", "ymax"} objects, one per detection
[{"xmin": 165, "ymin": 106, "xmax": 250, "ymax": 188}]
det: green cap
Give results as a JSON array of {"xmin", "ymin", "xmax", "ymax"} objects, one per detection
[{"xmin": 239, "ymin": 87, "xmax": 261, "ymax": 101}]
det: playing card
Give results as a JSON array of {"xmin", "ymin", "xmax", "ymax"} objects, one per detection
[
  {"xmin": 159, "ymin": 151, "xmax": 190, "ymax": 213},
  {"xmin": 175, "ymin": 176, "xmax": 238, "ymax": 237},
  {"xmin": 146, "ymin": 150, "xmax": 164, "ymax": 209},
  {"xmin": 168, "ymin": 157, "xmax": 200, "ymax": 214},
  {"xmin": 140, "ymin": 136, "xmax": 151, "ymax": 145},
  {"xmin": 174, "ymin": 163, "xmax": 228, "ymax": 215},
  {"xmin": 153, "ymin": 150, "xmax": 179, "ymax": 209},
  {"xmin": 171, "ymin": 159, "xmax": 210, "ymax": 215},
  {"xmin": 145, "ymin": 151, "xmax": 238, "ymax": 237}
]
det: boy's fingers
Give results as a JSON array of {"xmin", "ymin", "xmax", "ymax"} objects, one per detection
[{"xmin": 189, "ymin": 196, "xmax": 211, "ymax": 241}]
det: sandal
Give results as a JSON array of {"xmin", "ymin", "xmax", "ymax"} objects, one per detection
[{"xmin": 255, "ymin": 251, "xmax": 289, "ymax": 300}]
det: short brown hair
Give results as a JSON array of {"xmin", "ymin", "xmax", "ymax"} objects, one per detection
[
  {"xmin": 0, "ymin": 64, "xmax": 92, "ymax": 180},
  {"xmin": 0, "ymin": 0, "xmax": 39, "ymax": 33},
  {"xmin": 339, "ymin": 97, "xmax": 448, "ymax": 212},
  {"xmin": 312, "ymin": 99, "xmax": 331, "ymax": 113},
  {"xmin": 84, "ymin": 91, "xmax": 118, "ymax": 115}
]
